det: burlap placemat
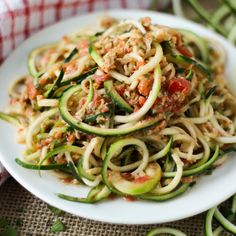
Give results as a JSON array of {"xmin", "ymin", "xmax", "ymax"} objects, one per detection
[
  {"xmin": 0, "ymin": 178, "xmax": 232, "ymax": 236},
  {"xmin": 0, "ymin": 1, "xmax": 233, "ymax": 235}
]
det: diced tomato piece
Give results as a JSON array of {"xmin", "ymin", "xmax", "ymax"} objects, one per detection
[
  {"xmin": 115, "ymin": 84, "xmax": 126, "ymax": 96},
  {"xmin": 67, "ymin": 134, "xmax": 75, "ymax": 143},
  {"xmin": 40, "ymin": 137, "xmax": 53, "ymax": 146},
  {"xmin": 134, "ymin": 105, "xmax": 140, "ymax": 112},
  {"xmin": 94, "ymin": 73, "xmax": 110, "ymax": 88},
  {"xmin": 178, "ymin": 45, "xmax": 193, "ymax": 57},
  {"xmin": 167, "ymin": 77, "xmax": 191, "ymax": 96},
  {"xmin": 121, "ymin": 172, "xmax": 133, "ymax": 181},
  {"xmin": 26, "ymin": 79, "xmax": 38, "ymax": 100},
  {"xmin": 134, "ymin": 175, "xmax": 150, "ymax": 183},
  {"xmin": 138, "ymin": 77, "xmax": 153, "ymax": 96},
  {"xmin": 138, "ymin": 96, "xmax": 147, "ymax": 107}
]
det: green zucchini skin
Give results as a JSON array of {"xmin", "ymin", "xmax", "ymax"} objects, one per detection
[
  {"xmin": 163, "ymin": 145, "xmax": 219, "ymax": 178},
  {"xmin": 77, "ymin": 159, "xmax": 96, "ymax": 181},
  {"xmin": 28, "ymin": 43, "xmax": 58, "ymax": 78},
  {"xmin": 60, "ymin": 67, "xmax": 98, "ymax": 87},
  {"xmin": 83, "ymin": 112, "xmax": 109, "ymax": 123},
  {"xmin": 138, "ymin": 183, "xmax": 192, "ymax": 201},
  {"xmin": 101, "ymin": 138, "xmax": 163, "ymax": 196},
  {"xmin": 15, "ymin": 158, "xmax": 67, "ymax": 170},
  {"xmin": 109, "ymin": 163, "xmax": 162, "ymax": 196},
  {"xmin": 187, "ymin": 0, "xmax": 228, "ymax": 37},
  {"xmin": 68, "ymin": 161, "xmax": 82, "ymax": 182},
  {"xmin": 214, "ymin": 207, "xmax": 236, "ymax": 234},
  {"xmin": 204, "ymin": 207, "xmax": 216, "ymax": 236},
  {"xmin": 57, "ymin": 185, "xmax": 110, "ymax": 203},
  {"xmin": 0, "ymin": 112, "xmax": 21, "ymax": 126},
  {"xmin": 104, "ymin": 80, "xmax": 133, "ymax": 113},
  {"xmin": 45, "ymin": 69, "xmax": 65, "ymax": 98},
  {"xmin": 178, "ymin": 29, "xmax": 209, "ymax": 63},
  {"xmin": 146, "ymin": 227, "xmax": 187, "ymax": 236},
  {"xmin": 89, "ymin": 44, "xmax": 104, "ymax": 68},
  {"xmin": 102, "ymin": 139, "xmax": 137, "ymax": 196},
  {"xmin": 57, "ymin": 193, "xmax": 93, "ymax": 203},
  {"xmin": 64, "ymin": 48, "xmax": 78, "ymax": 63},
  {"xmin": 59, "ymin": 85, "xmax": 160, "ymax": 136},
  {"xmin": 223, "ymin": 0, "xmax": 236, "ymax": 14},
  {"xmin": 166, "ymin": 54, "xmax": 211, "ymax": 79}
]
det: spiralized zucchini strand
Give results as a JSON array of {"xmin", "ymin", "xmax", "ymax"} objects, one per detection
[{"xmin": 114, "ymin": 62, "xmax": 162, "ymax": 123}]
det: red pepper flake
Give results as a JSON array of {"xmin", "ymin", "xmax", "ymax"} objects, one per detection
[
  {"xmin": 108, "ymin": 194, "xmax": 117, "ymax": 200},
  {"xmin": 123, "ymin": 196, "xmax": 136, "ymax": 202},
  {"xmin": 181, "ymin": 176, "xmax": 196, "ymax": 183},
  {"xmin": 178, "ymin": 45, "xmax": 193, "ymax": 57},
  {"xmin": 138, "ymin": 96, "xmax": 147, "ymax": 107},
  {"xmin": 62, "ymin": 177, "xmax": 74, "ymax": 184},
  {"xmin": 39, "ymin": 77, "xmax": 47, "ymax": 85},
  {"xmin": 115, "ymin": 84, "xmax": 126, "ymax": 96},
  {"xmin": 67, "ymin": 134, "xmax": 75, "ymax": 143}
]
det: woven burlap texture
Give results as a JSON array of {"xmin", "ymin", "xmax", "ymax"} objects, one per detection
[{"xmin": 0, "ymin": 178, "xmax": 232, "ymax": 236}]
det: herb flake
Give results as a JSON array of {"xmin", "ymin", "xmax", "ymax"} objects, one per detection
[
  {"xmin": 48, "ymin": 205, "xmax": 63, "ymax": 217},
  {"xmin": 0, "ymin": 218, "xmax": 10, "ymax": 228},
  {"xmin": 2, "ymin": 226, "xmax": 17, "ymax": 236},
  {"xmin": 50, "ymin": 219, "xmax": 65, "ymax": 233}
]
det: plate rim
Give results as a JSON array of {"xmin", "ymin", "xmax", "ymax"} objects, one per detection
[{"xmin": 1, "ymin": 9, "xmax": 236, "ymax": 225}]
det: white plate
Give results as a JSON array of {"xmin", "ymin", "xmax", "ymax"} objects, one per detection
[{"xmin": 1, "ymin": 10, "xmax": 236, "ymax": 225}]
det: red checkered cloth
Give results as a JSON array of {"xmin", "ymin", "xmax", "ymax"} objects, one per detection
[
  {"xmin": 0, "ymin": 0, "xmax": 155, "ymax": 64},
  {"xmin": 0, "ymin": 0, "xmax": 171, "ymax": 185}
]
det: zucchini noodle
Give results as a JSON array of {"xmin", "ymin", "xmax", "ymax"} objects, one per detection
[
  {"xmin": 114, "ymin": 63, "xmax": 162, "ymax": 123},
  {"xmin": 8, "ymin": 76, "xmax": 27, "ymax": 98},
  {"xmin": 146, "ymin": 227, "xmax": 187, "ymax": 236},
  {"xmin": 37, "ymin": 98, "xmax": 59, "ymax": 107},
  {"xmin": 1, "ymin": 16, "xmax": 236, "ymax": 204},
  {"xmin": 26, "ymin": 108, "xmax": 58, "ymax": 149},
  {"xmin": 151, "ymin": 153, "xmax": 183, "ymax": 195}
]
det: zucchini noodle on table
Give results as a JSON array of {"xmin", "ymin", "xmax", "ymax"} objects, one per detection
[{"xmin": 1, "ymin": 16, "xmax": 236, "ymax": 203}]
